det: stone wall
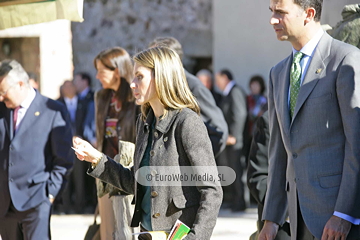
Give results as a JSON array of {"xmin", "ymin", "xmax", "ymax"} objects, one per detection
[{"xmin": 72, "ymin": 0, "xmax": 212, "ymax": 88}]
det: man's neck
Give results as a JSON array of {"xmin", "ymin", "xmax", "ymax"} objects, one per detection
[{"xmin": 292, "ymin": 23, "xmax": 322, "ymax": 51}]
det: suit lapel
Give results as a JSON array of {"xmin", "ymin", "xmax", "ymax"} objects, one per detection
[
  {"xmin": 291, "ymin": 34, "xmax": 331, "ymax": 123},
  {"xmin": 13, "ymin": 93, "xmax": 43, "ymax": 139},
  {"xmin": 277, "ymin": 56, "xmax": 292, "ymax": 135},
  {"xmin": 6, "ymin": 108, "xmax": 13, "ymax": 140}
]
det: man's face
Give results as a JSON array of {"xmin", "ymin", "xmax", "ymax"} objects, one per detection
[
  {"xmin": 0, "ymin": 76, "xmax": 21, "ymax": 109},
  {"xmin": 215, "ymin": 73, "xmax": 228, "ymax": 92},
  {"xmin": 73, "ymin": 74, "xmax": 86, "ymax": 93},
  {"xmin": 269, "ymin": 0, "xmax": 306, "ymax": 43}
]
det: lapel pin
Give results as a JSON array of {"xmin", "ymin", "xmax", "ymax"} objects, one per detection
[
  {"xmin": 316, "ymin": 68, "xmax": 323, "ymax": 74},
  {"xmin": 35, "ymin": 111, "xmax": 40, "ymax": 116}
]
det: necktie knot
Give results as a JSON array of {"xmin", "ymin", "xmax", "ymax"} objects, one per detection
[{"xmin": 293, "ymin": 51, "xmax": 304, "ymax": 64}]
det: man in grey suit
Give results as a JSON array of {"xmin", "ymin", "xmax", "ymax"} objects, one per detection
[
  {"xmin": 259, "ymin": 0, "xmax": 360, "ymax": 239},
  {"xmin": 215, "ymin": 69, "xmax": 248, "ymax": 211}
]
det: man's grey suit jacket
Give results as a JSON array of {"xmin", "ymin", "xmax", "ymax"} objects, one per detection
[{"xmin": 263, "ymin": 33, "xmax": 360, "ymax": 239}]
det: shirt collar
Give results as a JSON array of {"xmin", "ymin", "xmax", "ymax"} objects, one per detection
[
  {"xmin": 64, "ymin": 96, "xmax": 78, "ymax": 104},
  {"xmin": 223, "ymin": 80, "xmax": 236, "ymax": 96},
  {"xmin": 20, "ymin": 88, "xmax": 36, "ymax": 109},
  {"xmin": 292, "ymin": 28, "xmax": 324, "ymax": 57},
  {"xmin": 144, "ymin": 108, "xmax": 180, "ymax": 134}
]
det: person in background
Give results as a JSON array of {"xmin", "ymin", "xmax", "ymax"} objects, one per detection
[
  {"xmin": 246, "ymin": 75, "xmax": 267, "ymax": 138},
  {"xmin": 260, "ymin": 0, "xmax": 360, "ymax": 239},
  {"xmin": 27, "ymin": 72, "xmax": 39, "ymax": 90},
  {"xmin": 148, "ymin": 37, "xmax": 228, "ymax": 158},
  {"xmin": 0, "ymin": 59, "xmax": 73, "ymax": 240},
  {"xmin": 93, "ymin": 47, "xmax": 138, "ymax": 240},
  {"xmin": 215, "ymin": 69, "xmax": 248, "ymax": 212},
  {"xmin": 73, "ymin": 46, "xmax": 223, "ymax": 240},
  {"xmin": 196, "ymin": 69, "xmax": 222, "ymax": 106},
  {"xmin": 73, "ymin": 72, "xmax": 97, "ymax": 212}
]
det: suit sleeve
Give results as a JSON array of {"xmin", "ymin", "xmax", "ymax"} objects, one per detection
[
  {"xmin": 228, "ymin": 86, "xmax": 247, "ymax": 150},
  {"xmin": 48, "ymin": 107, "xmax": 74, "ymax": 197},
  {"xmin": 334, "ymin": 50, "xmax": 360, "ymax": 218},
  {"xmin": 179, "ymin": 112, "xmax": 223, "ymax": 240},
  {"xmin": 262, "ymin": 68, "xmax": 288, "ymax": 225}
]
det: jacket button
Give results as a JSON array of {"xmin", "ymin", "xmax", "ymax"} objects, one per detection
[
  {"xmin": 150, "ymin": 150, "xmax": 155, "ymax": 157},
  {"xmin": 151, "ymin": 170, "xmax": 157, "ymax": 176},
  {"xmin": 163, "ymin": 137, "xmax": 168, "ymax": 142},
  {"xmin": 153, "ymin": 213, "xmax": 160, "ymax": 218},
  {"xmin": 151, "ymin": 191, "xmax": 158, "ymax": 198},
  {"xmin": 154, "ymin": 132, "xmax": 158, "ymax": 138},
  {"xmin": 293, "ymin": 153, "xmax": 297, "ymax": 158}
]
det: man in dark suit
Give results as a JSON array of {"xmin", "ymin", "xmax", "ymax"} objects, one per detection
[
  {"xmin": 57, "ymin": 78, "xmax": 96, "ymax": 214},
  {"xmin": 0, "ymin": 59, "xmax": 73, "ymax": 239},
  {"xmin": 148, "ymin": 37, "xmax": 228, "ymax": 158},
  {"xmin": 215, "ymin": 69, "xmax": 248, "ymax": 211},
  {"xmin": 260, "ymin": 0, "xmax": 360, "ymax": 239}
]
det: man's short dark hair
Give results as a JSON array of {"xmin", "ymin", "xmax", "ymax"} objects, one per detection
[
  {"xmin": 76, "ymin": 72, "xmax": 92, "ymax": 86},
  {"xmin": 148, "ymin": 37, "xmax": 184, "ymax": 60},
  {"xmin": 220, "ymin": 69, "xmax": 233, "ymax": 81},
  {"xmin": 294, "ymin": 0, "xmax": 323, "ymax": 22}
]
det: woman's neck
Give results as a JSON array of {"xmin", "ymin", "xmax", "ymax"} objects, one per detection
[{"xmin": 150, "ymin": 99, "xmax": 165, "ymax": 121}]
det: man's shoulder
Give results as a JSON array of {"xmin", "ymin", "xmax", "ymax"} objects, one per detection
[{"xmin": 36, "ymin": 93, "xmax": 67, "ymax": 112}]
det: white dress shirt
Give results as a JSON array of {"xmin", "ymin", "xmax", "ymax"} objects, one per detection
[{"xmin": 15, "ymin": 88, "xmax": 36, "ymax": 133}]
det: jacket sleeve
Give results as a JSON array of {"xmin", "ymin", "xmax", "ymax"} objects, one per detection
[
  {"xmin": 334, "ymin": 50, "xmax": 360, "ymax": 218},
  {"xmin": 48, "ymin": 106, "xmax": 74, "ymax": 198},
  {"xmin": 228, "ymin": 86, "xmax": 247, "ymax": 150},
  {"xmin": 262, "ymin": 68, "xmax": 288, "ymax": 225},
  {"xmin": 178, "ymin": 112, "xmax": 223, "ymax": 240}
]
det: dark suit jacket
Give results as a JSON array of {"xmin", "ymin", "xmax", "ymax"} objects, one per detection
[
  {"xmin": 185, "ymin": 70, "xmax": 228, "ymax": 157},
  {"xmin": 58, "ymin": 90, "xmax": 94, "ymax": 140},
  {"xmin": 0, "ymin": 91, "xmax": 73, "ymax": 216},
  {"xmin": 219, "ymin": 83, "xmax": 247, "ymax": 151}
]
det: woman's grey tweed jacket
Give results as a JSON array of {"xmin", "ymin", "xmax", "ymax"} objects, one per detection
[{"xmin": 89, "ymin": 108, "xmax": 223, "ymax": 240}]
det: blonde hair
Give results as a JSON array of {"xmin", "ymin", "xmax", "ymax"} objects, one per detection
[{"xmin": 133, "ymin": 46, "xmax": 200, "ymax": 118}]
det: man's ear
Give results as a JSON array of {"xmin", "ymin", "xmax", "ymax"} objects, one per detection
[{"xmin": 304, "ymin": 7, "xmax": 316, "ymax": 24}]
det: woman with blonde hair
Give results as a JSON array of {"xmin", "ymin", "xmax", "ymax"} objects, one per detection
[
  {"xmin": 74, "ymin": 46, "xmax": 223, "ymax": 240},
  {"xmin": 93, "ymin": 47, "xmax": 138, "ymax": 240}
]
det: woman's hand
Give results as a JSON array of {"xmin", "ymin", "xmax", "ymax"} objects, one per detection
[{"xmin": 72, "ymin": 136, "xmax": 103, "ymax": 165}]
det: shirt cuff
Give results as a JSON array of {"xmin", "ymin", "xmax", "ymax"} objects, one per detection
[{"xmin": 334, "ymin": 211, "xmax": 360, "ymax": 225}]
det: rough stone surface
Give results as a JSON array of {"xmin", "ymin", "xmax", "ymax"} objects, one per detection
[{"xmin": 72, "ymin": 0, "xmax": 212, "ymax": 87}]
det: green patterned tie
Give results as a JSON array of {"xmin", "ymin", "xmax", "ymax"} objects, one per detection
[{"xmin": 289, "ymin": 51, "xmax": 304, "ymax": 118}]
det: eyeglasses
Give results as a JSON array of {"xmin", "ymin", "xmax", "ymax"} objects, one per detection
[{"xmin": 0, "ymin": 84, "xmax": 16, "ymax": 97}]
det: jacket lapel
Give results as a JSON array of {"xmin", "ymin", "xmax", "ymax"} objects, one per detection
[
  {"xmin": 291, "ymin": 34, "xmax": 330, "ymax": 123},
  {"xmin": 6, "ymin": 108, "xmax": 13, "ymax": 140},
  {"xmin": 13, "ymin": 92, "xmax": 43, "ymax": 139}
]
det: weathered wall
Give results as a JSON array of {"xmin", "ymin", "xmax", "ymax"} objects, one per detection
[
  {"xmin": 0, "ymin": 20, "xmax": 73, "ymax": 99},
  {"xmin": 72, "ymin": 0, "xmax": 213, "ymax": 88},
  {"xmin": 213, "ymin": 0, "xmax": 360, "ymax": 93}
]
